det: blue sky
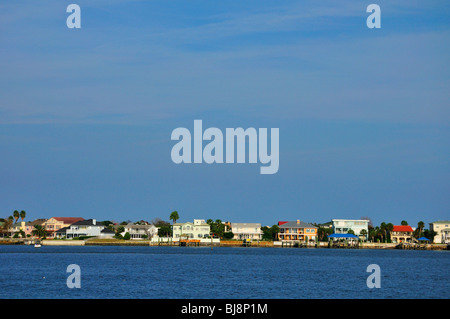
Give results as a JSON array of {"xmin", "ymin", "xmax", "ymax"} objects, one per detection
[{"xmin": 0, "ymin": 0, "xmax": 449, "ymax": 227}]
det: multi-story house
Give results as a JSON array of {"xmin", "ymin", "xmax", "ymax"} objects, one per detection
[
  {"xmin": 391, "ymin": 225, "xmax": 414, "ymax": 243},
  {"xmin": 121, "ymin": 223, "xmax": 159, "ymax": 239},
  {"xmin": 277, "ymin": 220, "xmax": 318, "ymax": 242},
  {"xmin": 230, "ymin": 223, "xmax": 263, "ymax": 241},
  {"xmin": 64, "ymin": 219, "xmax": 106, "ymax": 239},
  {"xmin": 9, "ymin": 219, "xmax": 47, "ymax": 238},
  {"xmin": 43, "ymin": 217, "xmax": 84, "ymax": 237},
  {"xmin": 332, "ymin": 219, "xmax": 369, "ymax": 240},
  {"xmin": 11, "ymin": 219, "xmax": 44, "ymax": 237},
  {"xmin": 172, "ymin": 219, "xmax": 210, "ymax": 240},
  {"xmin": 429, "ymin": 221, "xmax": 450, "ymax": 244}
]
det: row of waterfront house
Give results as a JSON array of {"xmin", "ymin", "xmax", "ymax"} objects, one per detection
[{"xmin": 2, "ymin": 216, "xmax": 449, "ymax": 244}]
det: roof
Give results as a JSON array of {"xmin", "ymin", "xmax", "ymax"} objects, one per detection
[
  {"xmin": 393, "ymin": 225, "xmax": 414, "ymax": 232},
  {"xmin": 52, "ymin": 217, "xmax": 84, "ymax": 224},
  {"xmin": 12, "ymin": 219, "xmax": 48, "ymax": 227},
  {"xmin": 70, "ymin": 219, "xmax": 102, "ymax": 226},
  {"xmin": 28, "ymin": 219, "xmax": 47, "ymax": 226},
  {"xmin": 101, "ymin": 228, "xmax": 115, "ymax": 234},
  {"xmin": 231, "ymin": 223, "xmax": 261, "ymax": 227},
  {"xmin": 278, "ymin": 221, "xmax": 318, "ymax": 229},
  {"xmin": 124, "ymin": 223, "xmax": 155, "ymax": 229},
  {"xmin": 56, "ymin": 227, "xmax": 69, "ymax": 233},
  {"xmin": 430, "ymin": 221, "xmax": 450, "ymax": 224}
]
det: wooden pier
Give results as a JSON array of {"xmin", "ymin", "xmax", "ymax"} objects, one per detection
[
  {"xmin": 330, "ymin": 241, "xmax": 359, "ymax": 249},
  {"xmin": 280, "ymin": 240, "xmax": 316, "ymax": 248},
  {"xmin": 179, "ymin": 239, "xmax": 200, "ymax": 247},
  {"xmin": 395, "ymin": 243, "xmax": 432, "ymax": 250},
  {"xmin": 151, "ymin": 238, "xmax": 176, "ymax": 246}
]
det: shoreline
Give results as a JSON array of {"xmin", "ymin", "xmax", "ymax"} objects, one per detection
[{"xmin": 1, "ymin": 239, "xmax": 448, "ymax": 250}]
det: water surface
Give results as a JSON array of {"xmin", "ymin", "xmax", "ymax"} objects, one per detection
[{"xmin": 0, "ymin": 245, "xmax": 448, "ymax": 299}]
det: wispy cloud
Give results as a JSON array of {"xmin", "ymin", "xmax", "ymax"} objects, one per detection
[{"xmin": 0, "ymin": 0, "xmax": 449, "ymax": 125}]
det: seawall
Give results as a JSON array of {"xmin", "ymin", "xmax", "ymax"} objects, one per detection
[{"xmin": 42, "ymin": 240, "xmax": 85, "ymax": 246}]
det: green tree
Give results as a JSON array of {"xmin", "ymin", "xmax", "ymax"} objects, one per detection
[
  {"xmin": 32, "ymin": 225, "xmax": 47, "ymax": 239},
  {"xmin": 116, "ymin": 226, "xmax": 125, "ymax": 234},
  {"xmin": 270, "ymin": 225, "xmax": 280, "ymax": 241},
  {"xmin": 423, "ymin": 229, "xmax": 437, "ymax": 243},
  {"xmin": 415, "ymin": 221, "xmax": 425, "ymax": 238},
  {"xmin": 360, "ymin": 229, "xmax": 368, "ymax": 241},
  {"xmin": 152, "ymin": 219, "xmax": 172, "ymax": 237},
  {"xmin": 317, "ymin": 226, "xmax": 333, "ymax": 241},
  {"xmin": 223, "ymin": 232, "xmax": 234, "ymax": 240},
  {"xmin": 123, "ymin": 232, "xmax": 131, "ymax": 240},
  {"xmin": 369, "ymin": 227, "xmax": 377, "ymax": 242},
  {"xmin": 13, "ymin": 210, "xmax": 19, "ymax": 224},
  {"xmin": 374, "ymin": 226, "xmax": 382, "ymax": 242},
  {"xmin": 20, "ymin": 210, "xmax": 26, "ymax": 221},
  {"xmin": 170, "ymin": 211, "xmax": 180, "ymax": 224},
  {"xmin": 401, "ymin": 220, "xmax": 408, "ymax": 226},
  {"xmin": 207, "ymin": 219, "xmax": 225, "ymax": 238},
  {"xmin": 1, "ymin": 217, "xmax": 13, "ymax": 238},
  {"xmin": 261, "ymin": 226, "xmax": 272, "ymax": 241},
  {"xmin": 347, "ymin": 229, "xmax": 355, "ymax": 235},
  {"xmin": 380, "ymin": 222, "xmax": 389, "ymax": 243},
  {"xmin": 14, "ymin": 230, "xmax": 25, "ymax": 238},
  {"xmin": 261, "ymin": 225, "xmax": 280, "ymax": 241},
  {"xmin": 386, "ymin": 223, "xmax": 394, "ymax": 242}
]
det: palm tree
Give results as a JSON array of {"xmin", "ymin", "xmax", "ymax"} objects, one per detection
[
  {"xmin": 32, "ymin": 225, "xmax": 47, "ymax": 239},
  {"xmin": 360, "ymin": 229, "xmax": 368, "ymax": 241},
  {"xmin": 270, "ymin": 225, "xmax": 280, "ymax": 241},
  {"xmin": 20, "ymin": 210, "xmax": 26, "ymax": 221},
  {"xmin": 417, "ymin": 221, "xmax": 425, "ymax": 238},
  {"xmin": 375, "ymin": 226, "xmax": 383, "ymax": 242},
  {"xmin": 386, "ymin": 223, "xmax": 394, "ymax": 242},
  {"xmin": 369, "ymin": 228, "xmax": 376, "ymax": 242},
  {"xmin": 169, "ymin": 211, "xmax": 179, "ymax": 224},
  {"xmin": 13, "ymin": 210, "xmax": 20, "ymax": 223},
  {"xmin": 380, "ymin": 222, "xmax": 387, "ymax": 243},
  {"xmin": 214, "ymin": 219, "xmax": 225, "ymax": 238}
]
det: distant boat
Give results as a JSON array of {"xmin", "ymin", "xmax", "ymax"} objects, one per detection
[{"xmin": 34, "ymin": 240, "xmax": 41, "ymax": 248}]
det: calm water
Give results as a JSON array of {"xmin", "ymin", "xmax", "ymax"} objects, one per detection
[{"xmin": 0, "ymin": 245, "xmax": 448, "ymax": 299}]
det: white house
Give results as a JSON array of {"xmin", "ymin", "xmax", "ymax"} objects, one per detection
[
  {"xmin": 121, "ymin": 223, "xmax": 159, "ymax": 239},
  {"xmin": 64, "ymin": 219, "xmax": 106, "ymax": 239},
  {"xmin": 172, "ymin": 219, "xmax": 211, "ymax": 240},
  {"xmin": 230, "ymin": 223, "xmax": 263, "ymax": 240},
  {"xmin": 332, "ymin": 219, "xmax": 369, "ymax": 240},
  {"xmin": 429, "ymin": 221, "xmax": 450, "ymax": 244}
]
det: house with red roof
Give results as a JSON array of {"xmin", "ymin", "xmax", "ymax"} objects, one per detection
[
  {"xmin": 391, "ymin": 225, "xmax": 414, "ymax": 243},
  {"xmin": 43, "ymin": 217, "xmax": 84, "ymax": 238}
]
